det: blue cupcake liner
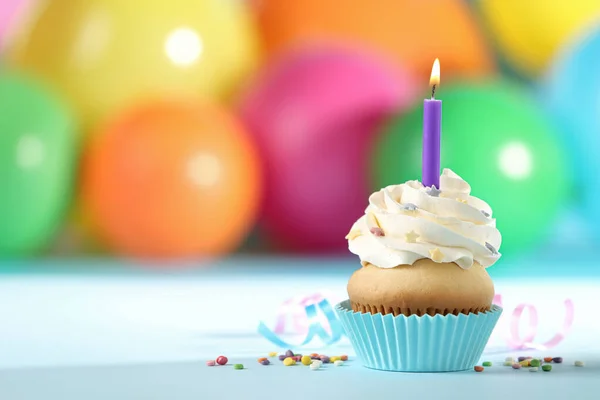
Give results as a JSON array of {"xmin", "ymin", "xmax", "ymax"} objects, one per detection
[{"xmin": 335, "ymin": 300, "xmax": 502, "ymax": 372}]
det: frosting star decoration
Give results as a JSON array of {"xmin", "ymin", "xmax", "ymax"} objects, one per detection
[
  {"xmin": 405, "ymin": 230, "xmax": 420, "ymax": 243},
  {"xmin": 429, "ymin": 247, "xmax": 444, "ymax": 262}
]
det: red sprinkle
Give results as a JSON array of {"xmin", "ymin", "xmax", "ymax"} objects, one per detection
[
  {"xmin": 370, "ymin": 227, "xmax": 385, "ymax": 237},
  {"xmin": 544, "ymin": 357, "xmax": 553, "ymax": 363},
  {"xmin": 474, "ymin": 366, "xmax": 484, "ymax": 372},
  {"xmin": 340, "ymin": 355, "xmax": 348, "ymax": 361},
  {"xmin": 206, "ymin": 360, "xmax": 216, "ymax": 366},
  {"xmin": 216, "ymin": 356, "xmax": 228, "ymax": 365}
]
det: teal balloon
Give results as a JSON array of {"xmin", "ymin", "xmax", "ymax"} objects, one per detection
[
  {"xmin": 0, "ymin": 71, "xmax": 76, "ymax": 255},
  {"xmin": 372, "ymin": 81, "xmax": 569, "ymax": 256}
]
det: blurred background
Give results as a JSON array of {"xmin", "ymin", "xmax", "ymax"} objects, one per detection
[{"xmin": 0, "ymin": 0, "xmax": 599, "ymax": 278}]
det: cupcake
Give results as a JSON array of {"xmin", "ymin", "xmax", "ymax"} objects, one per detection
[{"xmin": 336, "ymin": 169, "xmax": 503, "ymax": 372}]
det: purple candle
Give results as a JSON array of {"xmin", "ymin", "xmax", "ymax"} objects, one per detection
[{"xmin": 422, "ymin": 58, "xmax": 442, "ymax": 188}]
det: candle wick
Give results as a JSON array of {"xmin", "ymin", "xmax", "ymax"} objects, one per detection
[{"xmin": 431, "ymin": 84, "xmax": 437, "ymax": 99}]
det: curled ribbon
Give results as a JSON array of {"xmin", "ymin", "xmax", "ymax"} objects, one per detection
[
  {"xmin": 258, "ymin": 296, "xmax": 345, "ymax": 348},
  {"xmin": 494, "ymin": 294, "xmax": 575, "ymax": 350}
]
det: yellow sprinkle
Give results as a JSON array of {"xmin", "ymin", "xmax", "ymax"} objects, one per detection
[
  {"xmin": 429, "ymin": 248, "xmax": 444, "ymax": 262},
  {"xmin": 283, "ymin": 357, "xmax": 295, "ymax": 366},
  {"xmin": 301, "ymin": 356, "xmax": 312, "ymax": 366},
  {"xmin": 268, "ymin": 352, "xmax": 278, "ymax": 357},
  {"xmin": 345, "ymin": 230, "xmax": 361, "ymax": 240},
  {"xmin": 520, "ymin": 360, "xmax": 530, "ymax": 367},
  {"xmin": 456, "ymin": 198, "xmax": 468, "ymax": 204},
  {"xmin": 330, "ymin": 356, "xmax": 340, "ymax": 362},
  {"xmin": 405, "ymin": 230, "xmax": 420, "ymax": 243}
]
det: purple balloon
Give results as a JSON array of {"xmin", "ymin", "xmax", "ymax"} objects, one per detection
[{"xmin": 240, "ymin": 47, "xmax": 416, "ymax": 252}]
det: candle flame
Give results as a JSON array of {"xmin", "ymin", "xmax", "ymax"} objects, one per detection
[{"xmin": 429, "ymin": 59, "xmax": 440, "ymax": 98}]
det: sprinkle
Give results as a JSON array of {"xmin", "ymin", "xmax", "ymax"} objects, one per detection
[
  {"xmin": 456, "ymin": 198, "xmax": 468, "ymax": 204},
  {"xmin": 427, "ymin": 186, "xmax": 442, "ymax": 197},
  {"xmin": 206, "ymin": 360, "xmax": 216, "ymax": 366},
  {"xmin": 429, "ymin": 247, "xmax": 444, "ymax": 262},
  {"xmin": 552, "ymin": 357, "xmax": 563, "ymax": 364},
  {"xmin": 542, "ymin": 364, "xmax": 552, "ymax": 372},
  {"xmin": 544, "ymin": 357, "xmax": 553, "ymax": 363},
  {"xmin": 216, "ymin": 356, "xmax": 228, "ymax": 365},
  {"xmin": 340, "ymin": 355, "xmax": 348, "ymax": 361},
  {"xmin": 285, "ymin": 350, "xmax": 294, "ymax": 358},
  {"xmin": 370, "ymin": 227, "xmax": 385, "ymax": 237},
  {"xmin": 512, "ymin": 363, "xmax": 521, "ymax": 369},
  {"xmin": 529, "ymin": 367, "xmax": 539, "ymax": 372},
  {"xmin": 260, "ymin": 359, "xmax": 270, "ymax": 366},
  {"xmin": 320, "ymin": 355, "xmax": 330, "ymax": 364},
  {"xmin": 334, "ymin": 360, "xmax": 344, "ymax": 367},
  {"xmin": 574, "ymin": 360, "xmax": 585, "ymax": 367},
  {"xmin": 257, "ymin": 357, "xmax": 267, "ymax": 363},
  {"xmin": 278, "ymin": 355, "xmax": 286, "ymax": 361},
  {"xmin": 517, "ymin": 356, "xmax": 528, "ymax": 362},
  {"xmin": 312, "ymin": 360, "xmax": 323, "ymax": 367},
  {"xmin": 505, "ymin": 357, "xmax": 514, "ymax": 363},
  {"xmin": 482, "ymin": 361, "xmax": 492, "ymax": 367},
  {"xmin": 283, "ymin": 357, "xmax": 295, "ymax": 366},
  {"xmin": 301, "ymin": 356, "xmax": 312, "ymax": 366},
  {"xmin": 405, "ymin": 230, "xmax": 420, "ymax": 243},
  {"xmin": 330, "ymin": 356, "xmax": 340, "ymax": 363},
  {"xmin": 485, "ymin": 242, "xmax": 498, "ymax": 255},
  {"xmin": 310, "ymin": 362, "xmax": 321, "ymax": 370},
  {"xmin": 503, "ymin": 361, "xmax": 513, "ymax": 366},
  {"xmin": 268, "ymin": 352, "xmax": 278, "ymax": 357},
  {"xmin": 310, "ymin": 353, "xmax": 319, "ymax": 358},
  {"xmin": 233, "ymin": 364, "xmax": 244, "ymax": 370},
  {"xmin": 474, "ymin": 366, "xmax": 484, "ymax": 372},
  {"xmin": 530, "ymin": 359, "xmax": 541, "ymax": 367},
  {"xmin": 481, "ymin": 210, "xmax": 490, "ymax": 217},
  {"xmin": 519, "ymin": 360, "xmax": 530, "ymax": 367},
  {"xmin": 292, "ymin": 356, "xmax": 302, "ymax": 362},
  {"xmin": 403, "ymin": 203, "xmax": 418, "ymax": 211}
]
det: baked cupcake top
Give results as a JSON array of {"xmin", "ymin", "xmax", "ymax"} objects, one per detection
[{"xmin": 346, "ymin": 169, "xmax": 501, "ymax": 269}]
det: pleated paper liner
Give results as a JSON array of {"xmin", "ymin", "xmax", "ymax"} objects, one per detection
[{"xmin": 335, "ymin": 300, "xmax": 502, "ymax": 372}]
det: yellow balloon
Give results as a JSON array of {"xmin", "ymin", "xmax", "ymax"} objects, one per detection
[
  {"xmin": 8, "ymin": 0, "xmax": 260, "ymax": 132},
  {"xmin": 480, "ymin": 0, "xmax": 600, "ymax": 75}
]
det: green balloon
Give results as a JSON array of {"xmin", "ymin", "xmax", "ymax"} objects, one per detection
[
  {"xmin": 372, "ymin": 81, "xmax": 569, "ymax": 257},
  {"xmin": 0, "ymin": 72, "xmax": 76, "ymax": 255}
]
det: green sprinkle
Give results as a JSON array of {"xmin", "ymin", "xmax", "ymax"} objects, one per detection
[
  {"xmin": 542, "ymin": 364, "xmax": 552, "ymax": 372},
  {"xmin": 530, "ymin": 359, "xmax": 541, "ymax": 367},
  {"xmin": 482, "ymin": 361, "xmax": 492, "ymax": 367},
  {"xmin": 233, "ymin": 364, "xmax": 244, "ymax": 370}
]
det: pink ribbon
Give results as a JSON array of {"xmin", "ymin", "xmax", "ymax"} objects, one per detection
[
  {"xmin": 274, "ymin": 292, "xmax": 338, "ymax": 335},
  {"xmin": 494, "ymin": 294, "xmax": 574, "ymax": 350}
]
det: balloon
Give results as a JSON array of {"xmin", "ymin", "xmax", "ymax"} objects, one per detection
[
  {"xmin": 82, "ymin": 99, "xmax": 262, "ymax": 258},
  {"xmin": 0, "ymin": 0, "xmax": 29, "ymax": 46},
  {"xmin": 240, "ymin": 47, "xmax": 416, "ymax": 252},
  {"xmin": 479, "ymin": 0, "xmax": 600, "ymax": 76},
  {"xmin": 372, "ymin": 81, "xmax": 569, "ymax": 257},
  {"xmin": 0, "ymin": 71, "xmax": 76, "ymax": 255},
  {"xmin": 256, "ymin": 0, "xmax": 493, "ymax": 82},
  {"xmin": 544, "ymin": 26, "xmax": 600, "ymax": 237},
  {"xmin": 9, "ymin": 0, "xmax": 260, "ymax": 131}
]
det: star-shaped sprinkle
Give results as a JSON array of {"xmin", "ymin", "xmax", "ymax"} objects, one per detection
[
  {"xmin": 405, "ymin": 230, "xmax": 420, "ymax": 243},
  {"xmin": 345, "ymin": 230, "xmax": 361, "ymax": 240},
  {"xmin": 429, "ymin": 247, "xmax": 444, "ymax": 262},
  {"xmin": 370, "ymin": 227, "xmax": 385, "ymax": 237},
  {"xmin": 426, "ymin": 186, "xmax": 442, "ymax": 197},
  {"xmin": 481, "ymin": 210, "xmax": 490, "ymax": 218},
  {"xmin": 485, "ymin": 242, "xmax": 498, "ymax": 255},
  {"xmin": 402, "ymin": 203, "xmax": 418, "ymax": 211},
  {"xmin": 456, "ymin": 198, "xmax": 468, "ymax": 204}
]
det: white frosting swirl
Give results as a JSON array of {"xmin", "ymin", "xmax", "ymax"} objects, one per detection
[{"xmin": 347, "ymin": 169, "xmax": 501, "ymax": 269}]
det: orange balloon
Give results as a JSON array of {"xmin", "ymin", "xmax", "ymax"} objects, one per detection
[
  {"xmin": 256, "ymin": 0, "xmax": 493, "ymax": 81},
  {"xmin": 82, "ymin": 99, "xmax": 262, "ymax": 258}
]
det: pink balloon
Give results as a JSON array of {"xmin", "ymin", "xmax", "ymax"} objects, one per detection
[
  {"xmin": 0, "ymin": 0, "xmax": 30, "ymax": 48},
  {"xmin": 240, "ymin": 47, "xmax": 417, "ymax": 252}
]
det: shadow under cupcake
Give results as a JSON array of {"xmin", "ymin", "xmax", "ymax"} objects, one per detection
[{"xmin": 336, "ymin": 169, "xmax": 503, "ymax": 372}]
